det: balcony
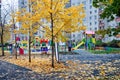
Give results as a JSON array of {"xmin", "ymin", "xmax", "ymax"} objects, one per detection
[
  {"xmin": 115, "ymin": 17, "xmax": 120, "ymax": 22},
  {"xmin": 99, "ymin": 23, "xmax": 105, "ymax": 27},
  {"xmin": 99, "ymin": 10, "xmax": 103, "ymax": 14}
]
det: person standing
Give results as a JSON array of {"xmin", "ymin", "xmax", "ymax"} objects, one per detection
[
  {"xmin": 68, "ymin": 41, "xmax": 72, "ymax": 51},
  {"xmin": 92, "ymin": 35, "xmax": 96, "ymax": 50}
]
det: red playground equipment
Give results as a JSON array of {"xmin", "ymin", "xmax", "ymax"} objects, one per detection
[{"xmin": 19, "ymin": 48, "xmax": 24, "ymax": 55}]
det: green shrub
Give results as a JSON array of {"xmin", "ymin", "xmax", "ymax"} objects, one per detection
[
  {"xmin": 96, "ymin": 40, "xmax": 120, "ymax": 48},
  {"xmin": 96, "ymin": 40, "xmax": 107, "ymax": 47},
  {"xmin": 96, "ymin": 40, "xmax": 102, "ymax": 47},
  {"xmin": 107, "ymin": 40, "xmax": 120, "ymax": 48}
]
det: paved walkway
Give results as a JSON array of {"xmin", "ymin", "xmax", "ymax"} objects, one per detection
[
  {"xmin": 60, "ymin": 49, "xmax": 120, "ymax": 77},
  {"xmin": 0, "ymin": 49, "xmax": 120, "ymax": 79},
  {"xmin": 60, "ymin": 49, "xmax": 120, "ymax": 62}
]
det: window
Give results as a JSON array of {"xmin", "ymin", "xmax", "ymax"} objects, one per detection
[
  {"xmin": 95, "ymin": 27, "xmax": 97, "ymax": 30},
  {"xmin": 72, "ymin": 3, "xmax": 75, "ymax": 6},
  {"xmin": 84, "ymin": 7, "xmax": 86, "ymax": 10},
  {"xmin": 73, "ymin": 34, "xmax": 75, "ymax": 37},
  {"xmin": 107, "ymin": 20, "xmax": 110, "ymax": 22},
  {"xmin": 95, "ymin": 10, "xmax": 97, "ymax": 13},
  {"xmin": 78, "ymin": 34, "xmax": 81, "ymax": 37},
  {"xmin": 103, "ymin": 26, "xmax": 105, "ymax": 29},
  {"xmin": 90, "ymin": 11, "xmax": 92, "ymax": 14},
  {"xmin": 90, "ymin": 22, "xmax": 92, "ymax": 26},
  {"xmin": 95, "ymin": 22, "xmax": 97, "ymax": 25},
  {"xmin": 90, "ymin": 28, "xmax": 92, "ymax": 30},
  {"xmin": 21, "ymin": 2, "xmax": 24, "ymax": 5},
  {"xmin": 82, "ymin": 1, "xmax": 86, "ymax": 5},
  {"xmin": 94, "ymin": 15, "xmax": 97, "ymax": 19},
  {"xmin": 25, "ymin": 1, "xmax": 27, "ymax": 4},
  {"xmin": 90, "ymin": 16, "xmax": 92, "ymax": 20},
  {"xmin": 83, "ymin": 18, "xmax": 86, "ymax": 21},
  {"xmin": 90, "ymin": 0, "xmax": 92, "ymax": 4},
  {"xmin": 90, "ymin": 5, "xmax": 92, "ymax": 9}
]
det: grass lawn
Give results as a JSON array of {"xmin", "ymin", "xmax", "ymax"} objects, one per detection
[
  {"xmin": 89, "ymin": 50, "xmax": 120, "ymax": 54},
  {"xmin": 59, "ymin": 51, "xmax": 79, "ymax": 55}
]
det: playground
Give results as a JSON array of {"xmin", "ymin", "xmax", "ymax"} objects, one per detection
[
  {"xmin": 72, "ymin": 31, "xmax": 96, "ymax": 50},
  {"xmin": 4, "ymin": 37, "xmax": 51, "ymax": 55},
  {"xmin": 70, "ymin": 30, "xmax": 120, "ymax": 54},
  {"xmin": 1, "ymin": 30, "xmax": 120, "ymax": 55}
]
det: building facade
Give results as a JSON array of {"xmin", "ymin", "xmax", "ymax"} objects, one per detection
[
  {"xmin": 98, "ymin": 7, "xmax": 120, "ymax": 42},
  {"xmin": 70, "ymin": 0, "xmax": 99, "ymax": 43},
  {"xmin": 98, "ymin": 8, "xmax": 118, "ymax": 30},
  {"xmin": 70, "ymin": 0, "xmax": 120, "ymax": 43},
  {"xmin": 71, "ymin": 0, "xmax": 99, "ymax": 31}
]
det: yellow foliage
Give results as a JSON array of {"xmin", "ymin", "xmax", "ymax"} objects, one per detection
[
  {"xmin": 0, "ymin": 25, "xmax": 11, "ymax": 42},
  {"xmin": 109, "ymin": 0, "xmax": 113, "ymax": 4},
  {"xmin": 79, "ymin": 26, "xmax": 87, "ymax": 31},
  {"xmin": 15, "ymin": 0, "xmax": 86, "ymax": 42}
]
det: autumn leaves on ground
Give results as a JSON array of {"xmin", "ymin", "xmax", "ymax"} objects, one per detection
[
  {"xmin": 0, "ymin": 55, "xmax": 68, "ymax": 74},
  {"xmin": 0, "ymin": 51, "xmax": 120, "ymax": 80}
]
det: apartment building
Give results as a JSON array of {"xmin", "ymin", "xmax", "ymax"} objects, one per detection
[
  {"xmin": 98, "ymin": 8, "xmax": 118, "ymax": 30},
  {"xmin": 70, "ymin": 0, "xmax": 99, "ymax": 43},
  {"xmin": 71, "ymin": 0, "xmax": 120, "ymax": 43}
]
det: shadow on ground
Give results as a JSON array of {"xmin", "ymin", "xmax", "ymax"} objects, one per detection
[{"xmin": 0, "ymin": 60, "xmax": 64, "ymax": 80}]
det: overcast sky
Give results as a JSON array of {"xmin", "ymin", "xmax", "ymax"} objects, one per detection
[
  {"xmin": 1, "ymin": 0, "xmax": 18, "ymax": 24},
  {"xmin": 1, "ymin": 0, "xmax": 18, "ymax": 11}
]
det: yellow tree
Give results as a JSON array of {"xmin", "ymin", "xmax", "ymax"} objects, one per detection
[
  {"xmin": 16, "ymin": 0, "xmax": 85, "ymax": 67},
  {"xmin": 0, "ymin": 25, "xmax": 11, "ymax": 44},
  {"xmin": 34, "ymin": 0, "xmax": 86, "ymax": 67},
  {"xmin": 3, "ymin": 25, "xmax": 11, "ymax": 42},
  {"xmin": 8, "ymin": 2, "xmax": 21, "ymax": 59},
  {"xmin": 9, "ymin": 12, "xmax": 19, "ymax": 59},
  {"xmin": 16, "ymin": 0, "xmax": 43, "ymax": 62}
]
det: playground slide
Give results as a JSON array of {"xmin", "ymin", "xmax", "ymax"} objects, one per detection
[{"xmin": 73, "ymin": 41, "xmax": 84, "ymax": 50}]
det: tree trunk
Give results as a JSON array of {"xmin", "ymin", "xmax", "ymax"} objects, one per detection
[
  {"xmin": 51, "ymin": 19, "xmax": 54, "ymax": 68},
  {"xmin": 51, "ymin": 0, "xmax": 54, "ymax": 68},
  {"xmin": 13, "ymin": 21, "xmax": 17, "ymax": 59},
  {"xmin": 28, "ymin": 0, "xmax": 31, "ymax": 63},
  {"xmin": 15, "ymin": 34, "xmax": 17, "ymax": 59},
  {"xmin": 1, "ymin": 31, "xmax": 4, "ymax": 56},
  {"xmin": 0, "ymin": 9, "xmax": 4, "ymax": 56},
  {"xmin": 28, "ymin": 34, "xmax": 31, "ymax": 62}
]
